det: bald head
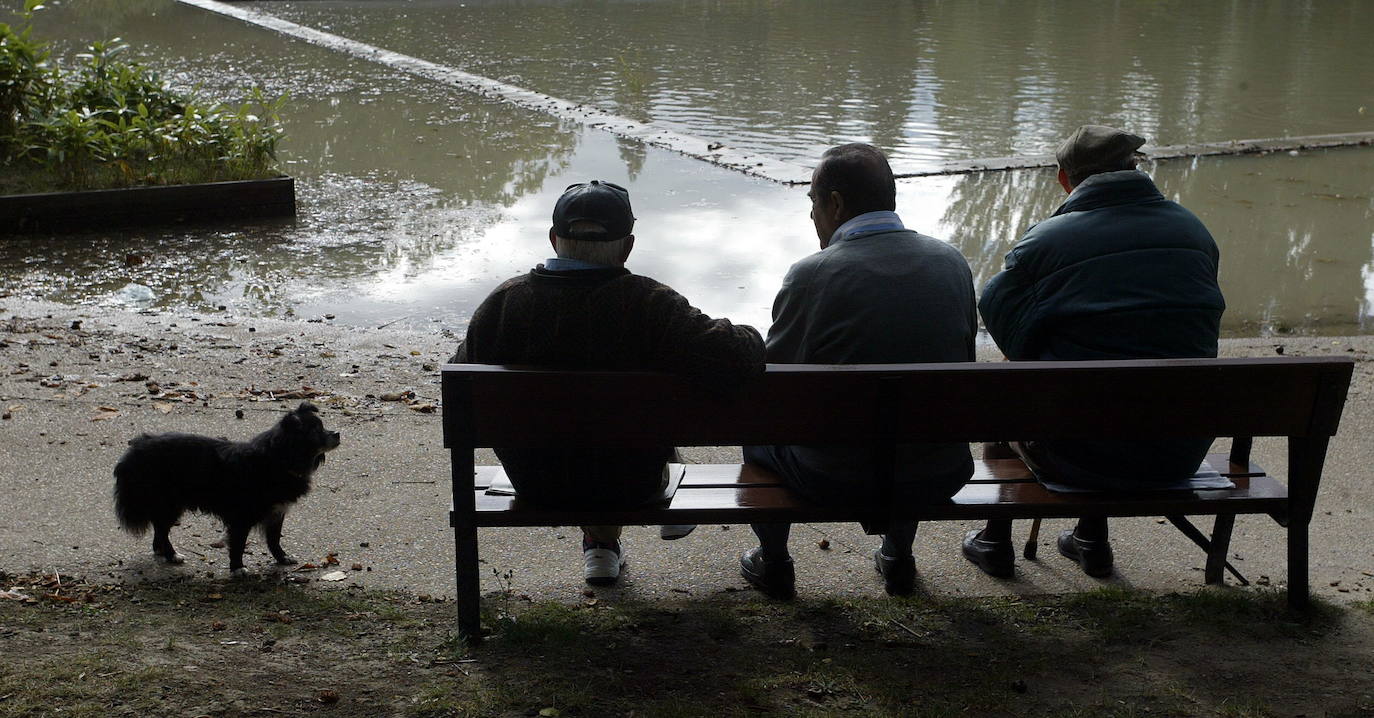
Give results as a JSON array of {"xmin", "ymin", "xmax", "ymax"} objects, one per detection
[{"xmin": 812, "ymin": 143, "xmax": 897, "ymax": 219}]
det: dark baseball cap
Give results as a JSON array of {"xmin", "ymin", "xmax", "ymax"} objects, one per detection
[
  {"xmin": 1055, "ymin": 125, "xmax": 1146, "ymax": 179},
  {"xmin": 551, "ymin": 180, "xmax": 635, "ymax": 241}
]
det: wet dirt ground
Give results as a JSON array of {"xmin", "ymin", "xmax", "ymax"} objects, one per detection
[{"xmin": 2, "ymin": 297, "xmax": 1371, "ymax": 609}]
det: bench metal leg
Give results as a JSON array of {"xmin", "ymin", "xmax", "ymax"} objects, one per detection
[
  {"xmin": 1165, "ymin": 515, "xmax": 1248, "ymax": 586},
  {"xmin": 450, "ymin": 446, "xmax": 482, "ymax": 642},
  {"xmin": 1284, "ymin": 436, "xmax": 1329, "ymax": 611},
  {"xmin": 1204, "ymin": 513, "xmax": 1236, "ymax": 585},
  {"xmin": 455, "ymin": 522, "xmax": 481, "ymax": 641}
]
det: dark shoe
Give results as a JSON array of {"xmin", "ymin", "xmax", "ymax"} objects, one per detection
[
  {"xmin": 961, "ymin": 529, "xmax": 1015, "ymax": 578},
  {"xmin": 1057, "ymin": 529, "xmax": 1113, "ymax": 578},
  {"xmin": 873, "ymin": 549, "xmax": 916, "ymax": 596},
  {"xmin": 739, "ymin": 547, "xmax": 795, "ymax": 600}
]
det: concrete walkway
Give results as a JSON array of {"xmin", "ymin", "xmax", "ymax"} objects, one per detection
[{"xmin": 1, "ymin": 298, "xmax": 1370, "ymax": 608}]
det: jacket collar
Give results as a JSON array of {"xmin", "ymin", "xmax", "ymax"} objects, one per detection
[
  {"xmin": 1053, "ymin": 170, "xmax": 1164, "ymax": 216},
  {"xmin": 530, "ymin": 264, "xmax": 630, "ymax": 283},
  {"xmin": 829, "ymin": 210, "xmax": 906, "ymax": 245}
]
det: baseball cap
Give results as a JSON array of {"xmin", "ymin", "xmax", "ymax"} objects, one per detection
[
  {"xmin": 552, "ymin": 180, "xmax": 635, "ymax": 241},
  {"xmin": 1055, "ymin": 125, "xmax": 1146, "ymax": 180}
]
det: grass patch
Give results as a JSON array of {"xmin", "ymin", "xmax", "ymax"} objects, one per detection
[
  {"xmin": 1, "ymin": 1, "xmax": 285, "ymax": 195},
  {"xmin": 1, "ymin": 572, "xmax": 1372, "ymax": 717}
]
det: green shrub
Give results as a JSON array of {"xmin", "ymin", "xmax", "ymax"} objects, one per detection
[{"xmin": 0, "ymin": 1, "xmax": 286, "ymax": 193}]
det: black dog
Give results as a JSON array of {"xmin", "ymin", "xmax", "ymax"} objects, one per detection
[{"xmin": 113, "ymin": 402, "xmax": 341, "ymax": 576}]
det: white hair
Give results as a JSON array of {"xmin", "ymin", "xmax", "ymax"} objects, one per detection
[{"xmin": 553, "ymin": 224, "xmax": 631, "ymax": 266}]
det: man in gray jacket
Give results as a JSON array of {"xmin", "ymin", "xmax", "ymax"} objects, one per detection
[
  {"xmin": 741, "ymin": 143, "xmax": 978, "ymax": 599},
  {"xmin": 963, "ymin": 125, "xmax": 1225, "ymax": 579}
]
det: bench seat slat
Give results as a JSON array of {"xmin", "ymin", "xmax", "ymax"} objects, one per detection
[
  {"xmin": 469, "ymin": 453, "xmax": 1262, "ymax": 489},
  {"xmin": 458, "ymin": 454, "xmax": 1285, "ymax": 528}
]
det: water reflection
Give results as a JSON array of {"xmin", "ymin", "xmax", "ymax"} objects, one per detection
[
  {"xmin": 2, "ymin": 0, "xmax": 1371, "ymax": 337},
  {"xmin": 257, "ymin": 0, "xmax": 1374, "ymax": 173}
]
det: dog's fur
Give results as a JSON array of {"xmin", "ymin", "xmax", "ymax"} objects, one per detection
[{"xmin": 113, "ymin": 402, "xmax": 341, "ymax": 575}]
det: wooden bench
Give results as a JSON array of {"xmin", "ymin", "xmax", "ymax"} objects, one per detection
[{"xmin": 442, "ymin": 357, "xmax": 1353, "ymax": 639}]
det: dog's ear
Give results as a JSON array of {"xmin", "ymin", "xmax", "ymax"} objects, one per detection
[
  {"xmin": 297, "ymin": 402, "xmax": 318, "ymax": 415},
  {"xmin": 282, "ymin": 412, "xmax": 302, "ymax": 432}
]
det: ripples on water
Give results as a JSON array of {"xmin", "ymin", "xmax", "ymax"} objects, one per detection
[
  {"xmin": 3, "ymin": 0, "xmax": 1372, "ymax": 336},
  {"xmin": 260, "ymin": 0, "xmax": 1374, "ymax": 173}
]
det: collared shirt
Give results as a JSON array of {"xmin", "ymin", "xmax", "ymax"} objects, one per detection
[
  {"xmin": 542, "ymin": 256, "xmax": 611, "ymax": 272},
  {"xmin": 828, "ymin": 210, "xmax": 906, "ymax": 246}
]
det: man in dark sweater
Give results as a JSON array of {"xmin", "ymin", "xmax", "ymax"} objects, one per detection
[
  {"xmin": 963, "ymin": 126, "xmax": 1225, "ymax": 579},
  {"xmin": 453, "ymin": 180, "xmax": 765, "ymax": 586}
]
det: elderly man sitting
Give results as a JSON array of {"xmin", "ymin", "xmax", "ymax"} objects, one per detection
[{"xmin": 453, "ymin": 180, "xmax": 764, "ymax": 586}]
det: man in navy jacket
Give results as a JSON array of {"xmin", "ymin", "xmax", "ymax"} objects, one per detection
[{"xmin": 964, "ymin": 125, "xmax": 1226, "ymax": 578}]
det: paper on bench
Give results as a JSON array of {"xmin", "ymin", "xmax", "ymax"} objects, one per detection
[
  {"xmin": 1038, "ymin": 459, "xmax": 1235, "ymax": 494},
  {"xmin": 484, "ymin": 463, "xmax": 688, "ymax": 504}
]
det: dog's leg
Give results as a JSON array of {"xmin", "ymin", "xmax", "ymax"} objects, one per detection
[
  {"xmin": 262, "ymin": 507, "xmax": 297, "ymax": 566},
  {"xmin": 225, "ymin": 522, "xmax": 252, "ymax": 578},
  {"xmin": 151, "ymin": 516, "xmax": 184, "ymax": 565}
]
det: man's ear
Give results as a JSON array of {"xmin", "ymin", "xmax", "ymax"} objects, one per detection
[
  {"xmin": 618, "ymin": 235, "xmax": 635, "ymax": 264},
  {"xmin": 828, "ymin": 190, "xmax": 846, "ymax": 222},
  {"xmin": 548, "ymin": 227, "xmax": 558, "ymax": 252},
  {"xmin": 1057, "ymin": 167, "xmax": 1074, "ymax": 194}
]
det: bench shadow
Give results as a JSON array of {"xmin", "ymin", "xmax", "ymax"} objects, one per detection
[{"xmin": 463, "ymin": 587, "xmax": 1365, "ymax": 716}]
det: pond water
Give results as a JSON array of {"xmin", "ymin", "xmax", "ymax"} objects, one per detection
[{"xmin": 3, "ymin": 0, "xmax": 1373, "ymax": 338}]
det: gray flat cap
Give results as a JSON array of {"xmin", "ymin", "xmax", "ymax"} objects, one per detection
[{"xmin": 1055, "ymin": 125, "xmax": 1146, "ymax": 179}]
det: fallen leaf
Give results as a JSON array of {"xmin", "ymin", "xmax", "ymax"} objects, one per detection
[
  {"xmin": 321, "ymin": 571, "xmax": 348, "ymax": 582},
  {"xmin": 408, "ymin": 403, "xmax": 437, "ymax": 413},
  {"xmin": 0, "ymin": 589, "xmax": 31, "ymax": 601},
  {"xmin": 540, "ymin": 709, "xmax": 561, "ymax": 717},
  {"xmin": 153, "ymin": 402, "xmax": 174, "ymax": 415}
]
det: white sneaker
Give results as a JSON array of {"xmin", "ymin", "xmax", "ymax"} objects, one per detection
[
  {"xmin": 583, "ymin": 541, "xmax": 625, "ymax": 586},
  {"xmin": 659, "ymin": 524, "xmax": 697, "ymax": 540}
]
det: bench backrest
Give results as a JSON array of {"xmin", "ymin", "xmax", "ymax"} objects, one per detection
[{"xmin": 441, "ymin": 357, "xmax": 1353, "ymax": 449}]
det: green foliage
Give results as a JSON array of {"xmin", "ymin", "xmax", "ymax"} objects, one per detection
[{"xmin": 0, "ymin": 5, "xmax": 286, "ymax": 193}]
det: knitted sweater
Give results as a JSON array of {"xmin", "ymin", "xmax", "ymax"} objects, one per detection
[{"xmin": 453, "ymin": 265, "xmax": 765, "ymax": 506}]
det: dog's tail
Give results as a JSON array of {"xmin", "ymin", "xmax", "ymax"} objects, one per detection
[{"xmin": 112, "ymin": 448, "xmax": 153, "ymax": 535}]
